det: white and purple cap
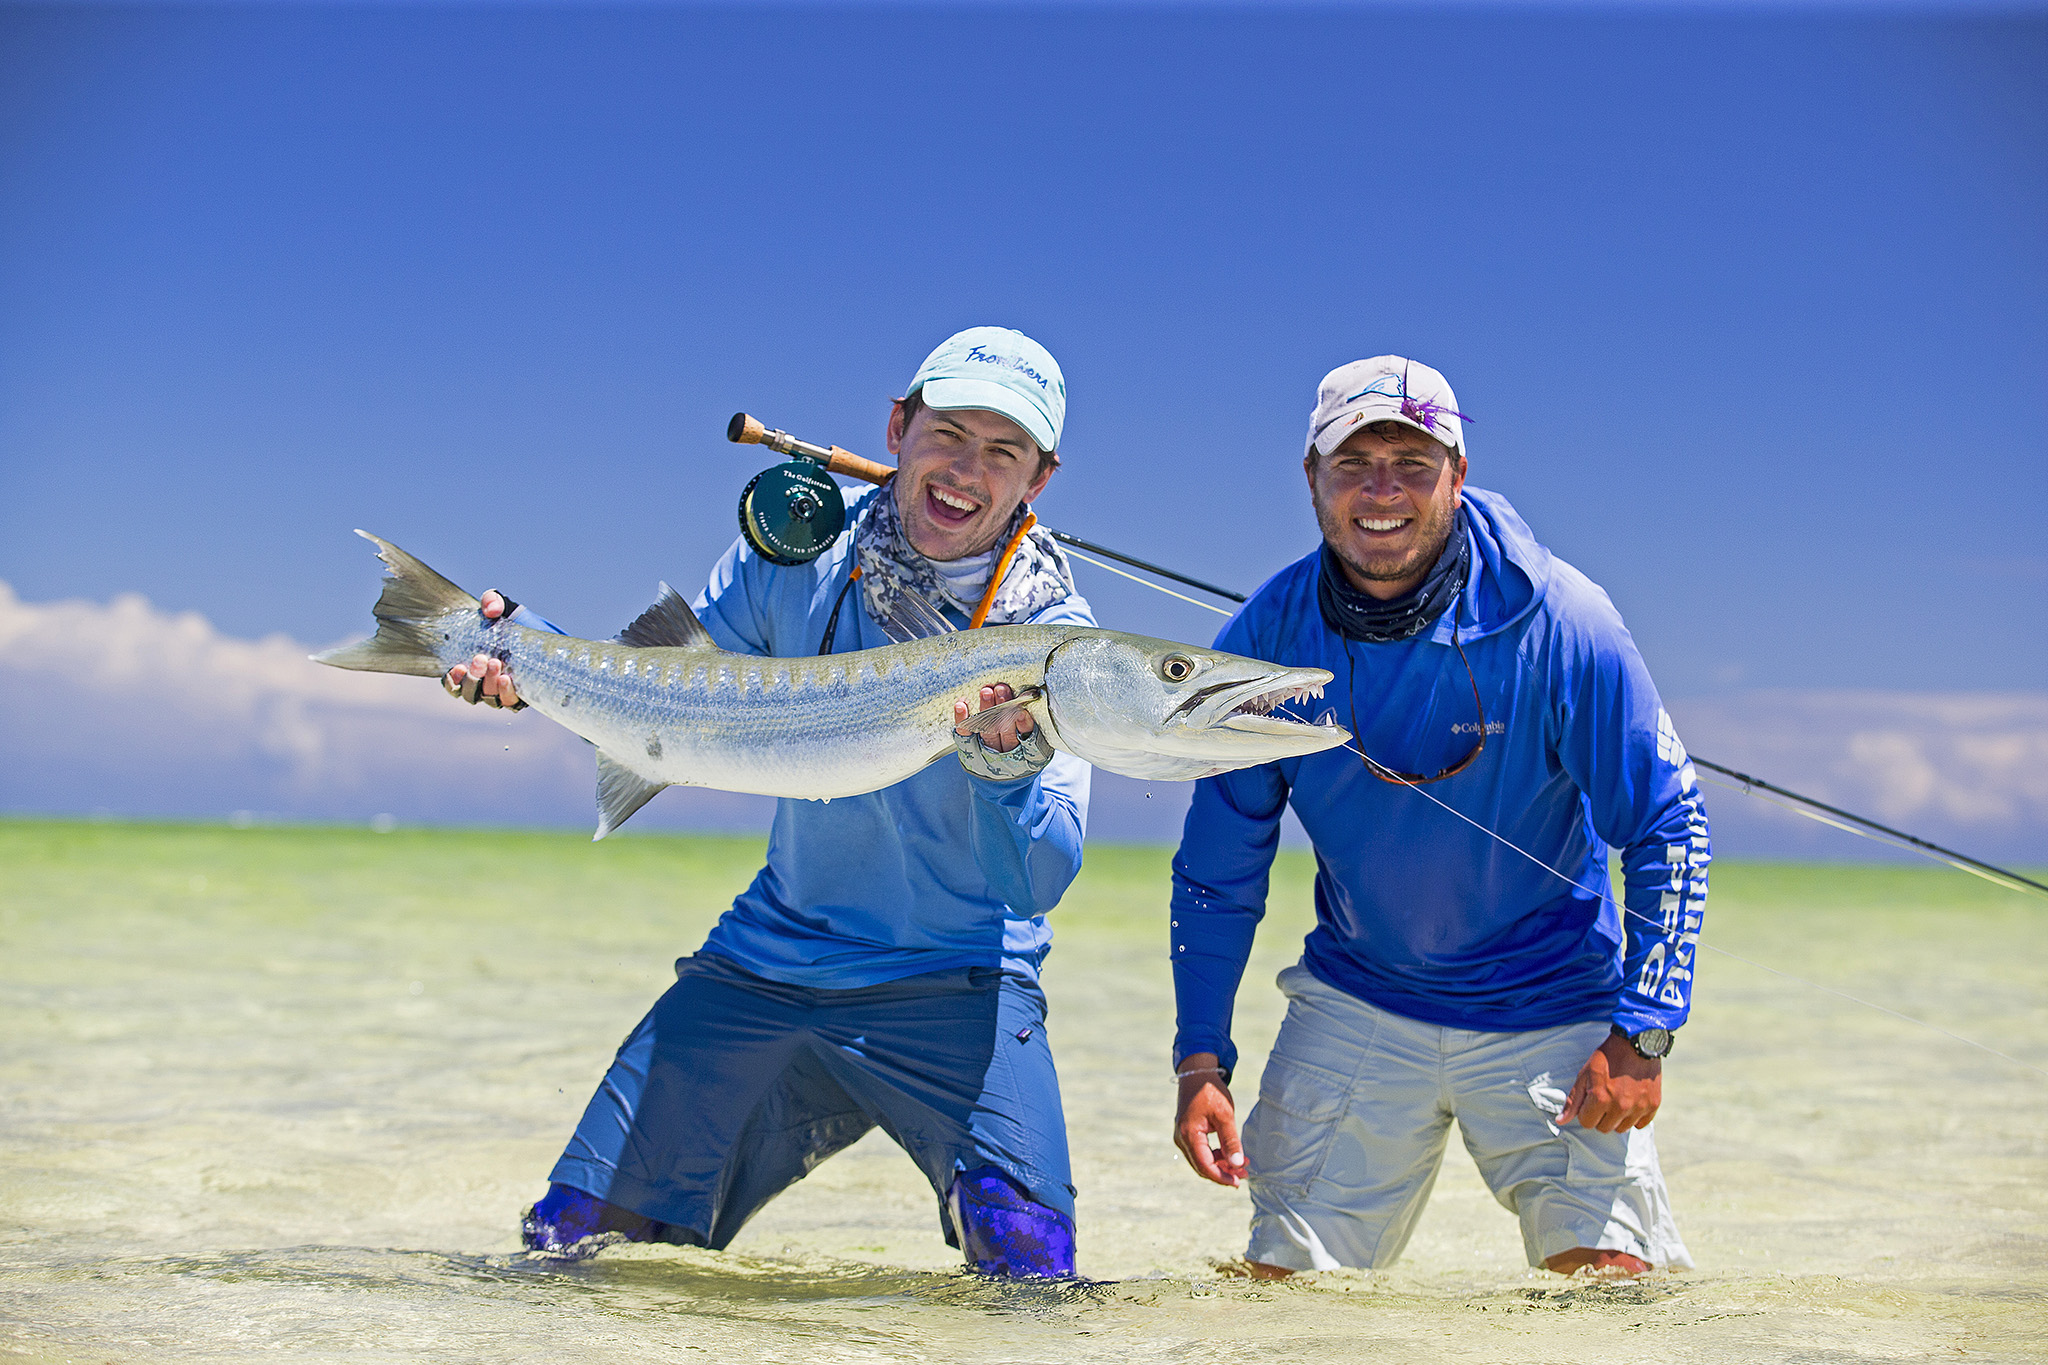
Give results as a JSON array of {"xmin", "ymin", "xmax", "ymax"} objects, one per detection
[
  {"xmin": 1306, "ymin": 355, "xmax": 1471, "ymax": 460},
  {"xmin": 907, "ymin": 326, "xmax": 1066, "ymax": 454}
]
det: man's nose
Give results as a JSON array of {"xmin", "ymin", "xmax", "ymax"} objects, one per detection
[{"xmin": 944, "ymin": 447, "xmax": 986, "ymax": 483}]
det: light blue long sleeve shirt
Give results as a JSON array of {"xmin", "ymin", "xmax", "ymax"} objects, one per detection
[{"xmin": 524, "ymin": 486, "xmax": 1093, "ymax": 987}]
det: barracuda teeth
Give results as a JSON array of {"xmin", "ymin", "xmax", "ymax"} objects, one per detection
[{"xmin": 1226, "ymin": 679, "xmax": 1332, "ymax": 723}]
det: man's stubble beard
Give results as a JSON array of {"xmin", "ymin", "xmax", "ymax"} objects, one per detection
[{"xmin": 1315, "ymin": 487, "xmax": 1460, "ymax": 589}]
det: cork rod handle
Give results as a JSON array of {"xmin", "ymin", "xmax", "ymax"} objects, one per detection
[
  {"xmin": 819, "ymin": 448, "xmax": 896, "ymax": 486},
  {"xmin": 727, "ymin": 412, "xmax": 897, "ymax": 486}
]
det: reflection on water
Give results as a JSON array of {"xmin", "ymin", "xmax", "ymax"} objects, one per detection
[{"xmin": 2, "ymin": 824, "xmax": 2044, "ymax": 1363}]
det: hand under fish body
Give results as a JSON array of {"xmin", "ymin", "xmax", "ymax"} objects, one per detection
[{"xmin": 314, "ymin": 532, "xmax": 1349, "ymax": 838}]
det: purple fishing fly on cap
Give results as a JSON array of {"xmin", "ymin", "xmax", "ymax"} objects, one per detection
[{"xmin": 1305, "ymin": 355, "xmax": 1474, "ymax": 460}]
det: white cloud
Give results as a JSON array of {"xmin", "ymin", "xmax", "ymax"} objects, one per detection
[
  {"xmin": 1670, "ymin": 691, "xmax": 2048, "ymax": 865},
  {"xmin": 1, "ymin": 582, "xmax": 2041, "ymax": 866},
  {"xmin": 0, "ymin": 581, "xmax": 770, "ymax": 833}
]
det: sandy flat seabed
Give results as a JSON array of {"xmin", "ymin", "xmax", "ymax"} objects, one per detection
[{"xmin": 2, "ymin": 819, "xmax": 2044, "ymax": 1364}]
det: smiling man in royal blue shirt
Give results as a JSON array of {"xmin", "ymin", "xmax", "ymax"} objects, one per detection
[{"xmin": 1170, "ymin": 356, "xmax": 1709, "ymax": 1278}]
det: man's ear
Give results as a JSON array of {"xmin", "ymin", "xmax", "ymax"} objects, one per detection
[
  {"xmin": 1023, "ymin": 455, "xmax": 1057, "ymax": 504},
  {"xmin": 885, "ymin": 399, "xmax": 909, "ymax": 456}
]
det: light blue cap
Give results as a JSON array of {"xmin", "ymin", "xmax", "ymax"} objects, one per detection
[{"xmin": 906, "ymin": 326, "xmax": 1065, "ymax": 453}]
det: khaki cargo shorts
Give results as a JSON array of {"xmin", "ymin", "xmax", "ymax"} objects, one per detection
[{"xmin": 1242, "ymin": 963, "xmax": 1692, "ymax": 1272}]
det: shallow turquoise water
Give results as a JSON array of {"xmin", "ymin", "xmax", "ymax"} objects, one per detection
[{"xmin": 2, "ymin": 823, "xmax": 2044, "ymax": 1362}]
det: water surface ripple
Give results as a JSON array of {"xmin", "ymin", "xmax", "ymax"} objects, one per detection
[{"xmin": 3, "ymin": 823, "xmax": 2044, "ymax": 1362}]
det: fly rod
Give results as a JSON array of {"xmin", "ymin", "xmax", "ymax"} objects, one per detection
[
  {"xmin": 727, "ymin": 411, "xmax": 2047, "ymax": 900},
  {"xmin": 1688, "ymin": 757, "xmax": 2048, "ymax": 897},
  {"xmin": 728, "ymin": 412, "xmax": 1243, "ymax": 599}
]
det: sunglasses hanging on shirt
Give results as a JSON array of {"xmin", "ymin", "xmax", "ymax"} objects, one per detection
[{"xmin": 1344, "ymin": 630, "xmax": 1490, "ymax": 785}]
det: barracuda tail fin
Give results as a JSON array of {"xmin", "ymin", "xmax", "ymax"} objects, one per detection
[{"xmin": 312, "ymin": 530, "xmax": 479, "ymax": 677}]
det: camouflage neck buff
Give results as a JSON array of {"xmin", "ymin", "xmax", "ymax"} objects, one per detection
[
  {"xmin": 1317, "ymin": 505, "xmax": 1471, "ymax": 644},
  {"xmin": 854, "ymin": 486, "xmax": 1076, "ymax": 631}
]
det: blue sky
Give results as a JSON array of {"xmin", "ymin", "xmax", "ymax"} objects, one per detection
[{"xmin": 1, "ymin": 4, "xmax": 2043, "ymax": 725}]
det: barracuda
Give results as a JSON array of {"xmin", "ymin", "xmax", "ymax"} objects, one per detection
[{"xmin": 314, "ymin": 532, "xmax": 1349, "ymax": 837}]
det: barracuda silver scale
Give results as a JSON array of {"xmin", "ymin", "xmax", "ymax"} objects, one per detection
[{"xmin": 315, "ymin": 532, "xmax": 1348, "ymax": 839}]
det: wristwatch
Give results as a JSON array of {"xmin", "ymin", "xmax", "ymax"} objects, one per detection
[{"xmin": 1611, "ymin": 1024, "xmax": 1675, "ymax": 1059}]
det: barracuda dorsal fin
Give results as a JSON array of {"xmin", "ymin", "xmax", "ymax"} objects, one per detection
[
  {"xmin": 593, "ymin": 751, "xmax": 668, "ymax": 840},
  {"xmin": 874, "ymin": 584, "xmax": 958, "ymax": 645},
  {"xmin": 618, "ymin": 583, "xmax": 716, "ymax": 650}
]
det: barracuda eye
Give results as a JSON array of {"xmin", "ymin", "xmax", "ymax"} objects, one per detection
[{"xmin": 1160, "ymin": 655, "xmax": 1195, "ymax": 683}]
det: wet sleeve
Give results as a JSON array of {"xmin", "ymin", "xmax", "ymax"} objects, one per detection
[
  {"xmin": 1550, "ymin": 609, "xmax": 1712, "ymax": 1034},
  {"xmin": 1167, "ymin": 607, "xmax": 1290, "ymax": 1074},
  {"xmin": 961, "ymin": 591, "xmax": 1097, "ymax": 914},
  {"xmin": 966, "ymin": 750, "xmax": 1091, "ymax": 916}
]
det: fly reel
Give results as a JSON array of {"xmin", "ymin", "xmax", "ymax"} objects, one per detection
[
  {"xmin": 729, "ymin": 412, "xmax": 899, "ymax": 567},
  {"xmin": 738, "ymin": 460, "xmax": 846, "ymax": 566}
]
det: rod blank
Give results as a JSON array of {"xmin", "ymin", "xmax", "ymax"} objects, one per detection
[{"xmin": 720, "ymin": 411, "xmax": 2043, "ymax": 898}]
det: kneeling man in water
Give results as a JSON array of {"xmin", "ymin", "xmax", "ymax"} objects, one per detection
[
  {"xmin": 1171, "ymin": 355, "xmax": 1708, "ymax": 1276},
  {"xmin": 447, "ymin": 328, "xmax": 1092, "ymax": 1276}
]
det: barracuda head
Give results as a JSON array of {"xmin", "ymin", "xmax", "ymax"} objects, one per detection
[{"xmin": 1039, "ymin": 630, "xmax": 1350, "ymax": 780}]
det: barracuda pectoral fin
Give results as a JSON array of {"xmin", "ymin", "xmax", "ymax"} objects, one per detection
[
  {"xmin": 593, "ymin": 751, "xmax": 669, "ymax": 841},
  {"xmin": 617, "ymin": 583, "xmax": 717, "ymax": 650},
  {"xmin": 957, "ymin": 688, "xmax": 1046, "ymax": 740}
]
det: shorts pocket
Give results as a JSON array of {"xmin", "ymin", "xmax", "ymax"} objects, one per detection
[
  {"xmin": 1558, "ymin": 1119, "xmax": 1631, "ymax": 1194},
  {"xmin": 1255, "ymin": 1054, "xmax": 1351, "ymax": 1124},
  {"xmin": 1244, "ymin": 1055, "xmax": 1351, "ymax": 1191}
]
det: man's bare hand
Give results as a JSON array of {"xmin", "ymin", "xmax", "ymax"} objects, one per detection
[
  {"xmin": 1557, "ymin": 1032, "xmax": 1661, "ymax": 1133},
  {"xmin": 1173, "ymin": 1053, "xmax": 1245, "ymax": 1187},
  {"xmin": 953, "ymin": 682, "xmax": 1035, "ymax": 753},
  {"xmin": 443, "ymin": 590, "xmax": 520, "ymax": 708}
]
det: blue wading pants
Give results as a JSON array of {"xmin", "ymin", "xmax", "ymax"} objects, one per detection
[{"xmin": 544, "ymin": 953, "xmax": 1077, "ymax": 1273}]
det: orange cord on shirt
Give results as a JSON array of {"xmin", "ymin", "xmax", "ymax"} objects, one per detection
[{"xmin": 969, "ymin": 512, "xmax": 1036, "ymax": 630}]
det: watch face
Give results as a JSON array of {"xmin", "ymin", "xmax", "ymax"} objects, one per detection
[{"xmin": 1631, "ymin": 1028, "xmax": 1674, "ymax": 1059}]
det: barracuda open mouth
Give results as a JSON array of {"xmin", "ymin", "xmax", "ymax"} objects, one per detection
[
  {"xmin": 1168, "ymin": 674, "xmax": 1328, "ymax": 728},
  {"xmin": 1227, "ymin": 682, "xmax": 1324, "ymax": 719},
  {"xmin": 1218, "ymin": 679, "xmax": 1329, "ymax": 735}
]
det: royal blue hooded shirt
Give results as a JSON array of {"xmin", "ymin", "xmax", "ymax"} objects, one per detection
[{"xmin": 1170, "ymin": 488, "xmax": 1709, "ymax": 1070}]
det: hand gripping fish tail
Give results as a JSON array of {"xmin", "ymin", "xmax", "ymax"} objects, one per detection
[{"xmin": 313, "ymin": 532, "xmax": 1351, "ymax": 837}]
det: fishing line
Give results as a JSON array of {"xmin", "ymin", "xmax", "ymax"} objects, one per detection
[
  {"xmin": 1330, "ymin": 732, "xmax": 2048, "ymax": 1081},
  {"xmin": 1689, "ymin": 757, "xmax": 2048, "ymax": 899},
  {"xmin": 722, "ymin": 412, "xmax": 2046, "ymax": 899},
  {"xmin": 1051, "ymin": 529, "xmax": 2048, "ymax": 902},
  {"xmin": 1692, "ymin": 772, "xmax": 2048, "ymax": 899},
  {"xmin": 1060, "ymin": 547, "xmax": 1236, "ymax": 618}
]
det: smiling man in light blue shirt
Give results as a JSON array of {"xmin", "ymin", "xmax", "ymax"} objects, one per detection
[{"xmin": 447, "ymin": 328, "xmax": 1096, "ymax": 1276}]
